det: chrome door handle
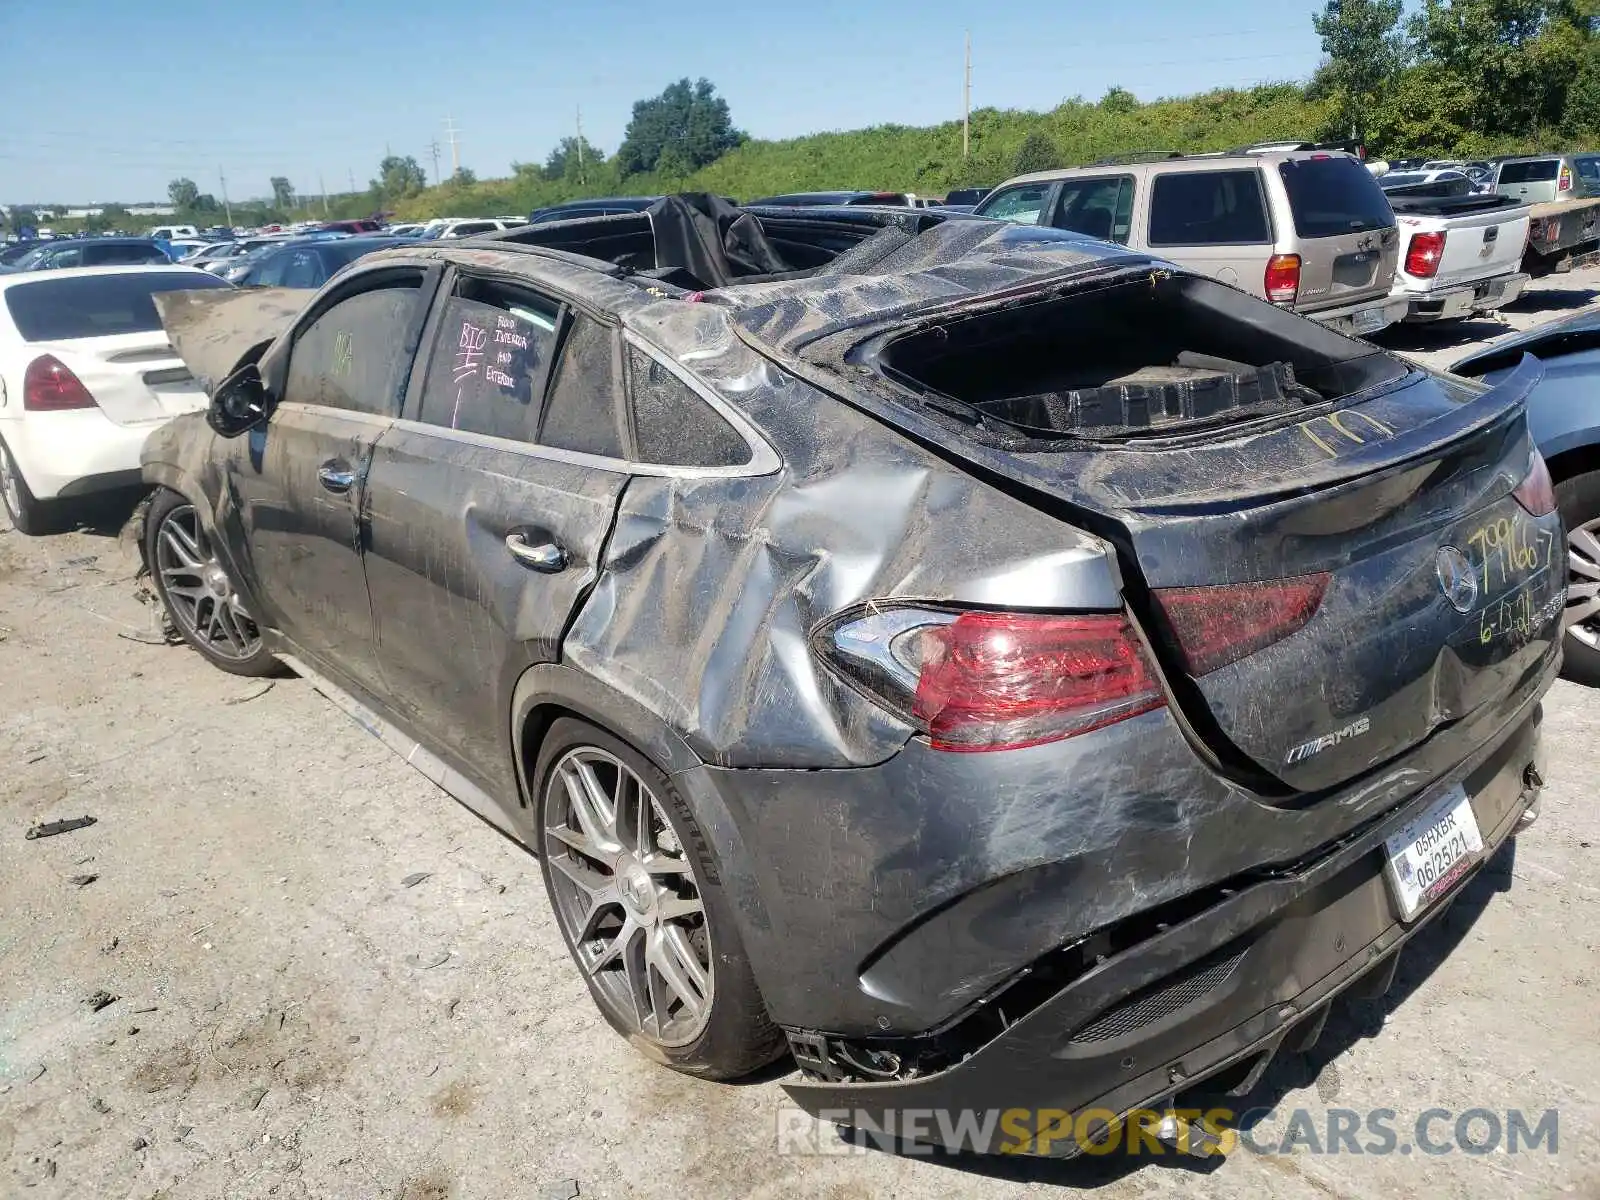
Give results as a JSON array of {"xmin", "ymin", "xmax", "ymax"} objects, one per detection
[
  {"xmin": 505, "ymin": 532, "xmax": 567, "ymax": 573},
  {"xmin": 318, "ymin": 463, "xmax": 356, "ymax": 493}
]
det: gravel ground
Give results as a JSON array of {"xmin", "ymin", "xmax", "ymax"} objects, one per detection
[{"xmin": 1, "ymin": 275, "xmax": 1598, "ymax": 1199}]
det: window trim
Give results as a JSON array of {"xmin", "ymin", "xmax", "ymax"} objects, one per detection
[
  {"xmin": 265, "ymin": 260, "xmax": 439, "ymax": 416},
  {"xmin": 1146, "ymin": 167, "xmax": 1273, "ymax": 248}
]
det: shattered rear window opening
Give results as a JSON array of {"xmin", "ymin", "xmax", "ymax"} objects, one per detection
[{"xmin": 867, "ymin": 273, "xmax": 1409, "ymax": 441}]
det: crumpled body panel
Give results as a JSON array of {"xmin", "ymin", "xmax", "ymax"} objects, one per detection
[
  {"xmin": 153, "ymin": 287, "xmax": 307, "ymax": 395},
  {"xmin": 564, "ymin": 301, "xmax": 1120, "ymax": 769}
]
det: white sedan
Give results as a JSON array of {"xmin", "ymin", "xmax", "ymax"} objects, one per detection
[{"xmin": 0, "ymin": 264, "xmax": 232, "ymax": 534}]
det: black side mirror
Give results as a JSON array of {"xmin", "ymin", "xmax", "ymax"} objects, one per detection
[{"xmin": 208, "ymin": 364, "xmax": 271, "ymax": 437}]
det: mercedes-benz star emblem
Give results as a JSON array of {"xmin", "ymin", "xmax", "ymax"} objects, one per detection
[{"xmin": 1436, "ymin": 546, "xmax": 1479, "ymax": 613}]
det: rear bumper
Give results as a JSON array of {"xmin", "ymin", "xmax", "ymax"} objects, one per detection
[
  {"xmin": 1304, "ymin": 295, "xmax": 1411, "ymax": 337},
  {"xmin": 1395, "ymin": 272, "xmax": 1530, "ymax": 322},
  {"xmin": 781, "ymin": 702, "xmax": 1545, "ymax": 1156},
  {"xmin": 0, "ymin": 410, "xmax": 163, "ymax": 500}
]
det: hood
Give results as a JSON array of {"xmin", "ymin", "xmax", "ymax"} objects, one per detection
[{"xmin": 153, "ymin": 286, "xmax": 306, "ymax": 395}]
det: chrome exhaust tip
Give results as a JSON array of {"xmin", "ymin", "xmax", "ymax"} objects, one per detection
[{"xmin": 1154, "ymin": 1110, "xmax": 1226, "ymax": 1159}]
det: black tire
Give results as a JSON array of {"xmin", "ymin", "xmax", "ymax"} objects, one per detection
[
  {"xmin": 143, "ymin": 488, "xmax": 280, "ymax": 677},
  {"xmin": 0, "ymin": 434, "xmax": 57, "ymax": 536},
  {"xmin": 1556, "ymin": 469, "xmax": 1600, "ymax": 686},
  {"xmin": 533, "ymin": 716, "xmax": 785, "ymax": 1080}
]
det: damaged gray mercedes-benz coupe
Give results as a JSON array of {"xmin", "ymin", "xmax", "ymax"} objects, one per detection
[{"xmin": 140, "ymin": 195, "xmax": 1561, "ymax": 1156}]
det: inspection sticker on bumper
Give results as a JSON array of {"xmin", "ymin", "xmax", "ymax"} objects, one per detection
[{"xmin": 1384, "ymin": 786, "xmax": 1483, "ymax": 921}]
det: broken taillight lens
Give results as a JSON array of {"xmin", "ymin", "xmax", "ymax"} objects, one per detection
[
  {"xmin": 24, "ymin": 355, "xmax": 96, "ymax": 412},
  {"xmin": 816, "ymin": 607, "xmax": 1166, "ymax": 752},
  {"xmin": 1154, "ymin": 574, "xmax": 1330, "ymax": 677},
  {"xmin": 1513, "ymin": 448, "xmax": 1557, "ymax": 516},
  {"xmin": 1404, "ymin": 231, "xmax": 1447, "ymax": 280},
  {"xmin": 1264, "ymin": 254, "xmax": 1301, "ymax": 304}
]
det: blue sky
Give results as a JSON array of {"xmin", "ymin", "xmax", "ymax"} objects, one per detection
[{"xmin": 0, "ymin": 0, "xmax": 1325, "ymax": 204}]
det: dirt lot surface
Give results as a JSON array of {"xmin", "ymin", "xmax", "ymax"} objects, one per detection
[{"xmin": 2, "ymin": 273, "xmax": 1598, "ymax": 1199}]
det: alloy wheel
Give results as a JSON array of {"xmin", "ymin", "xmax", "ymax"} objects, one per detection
[
  {"xmin": 155, "ymin": 504, "xmax": 261, "ymax": 660},
  {"xmin": 1568, "ymin": 517, "xmax": 1600, "ymax": 650},
  {"xmin": 0, "ymin": 441, "xmax": 21, "ymax": 522},
  {"xmin": 543, "ymin": 748, "xmax": 714, "ymax": 1048}
]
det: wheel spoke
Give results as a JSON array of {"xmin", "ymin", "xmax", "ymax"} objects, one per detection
[
  {"xmin": 658, "ymin": 894, "xmax": 705, "ymax": 921},
  {"xmin": 650, "ymin": 926, "xmax": 709, "ymax": 1018},
  {"xmin": 622, "ymin": 925, "xmax": 653, "ymax": 1033},
  {"xmin": 584, "ymin": 920, "xmax": 631, "ymax": 976},
  {"xmin": 215, "ymin": 601, "xmax": 246, "ymax": 654},
  {"xmin": 547, "ymin": 848, "xmax": 612, "ymax": 905},
  {"xmin": 547, "ymin": 822, "xmax": 608, "ymax": 861},
  {"xmin": 161, "ymin": 526, "xmax": 202, "ymax": 569},
  {"xmin": 1564, "ymin": 587, "xmax": 1600, "ymax": 631},
  {"xmin": 562, "ymin": 760, "xmax": 618, "ymax": 852},
  {"xmin": 1570, "ymin": 529, "xmax": 1600, "ymax": 579}
]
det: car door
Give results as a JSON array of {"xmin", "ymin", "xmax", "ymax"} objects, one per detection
[
  {"xmin": 218, "ymin": 264, "xmax": 435, "ymax": 695},
  {"xmin": 360, "ymin": 269, "xmax": 634, "ymax": 806}
]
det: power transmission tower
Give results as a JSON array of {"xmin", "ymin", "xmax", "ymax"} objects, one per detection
[
  {"xmin": 444, "ymin": 117, "xmax": 460, "ymax": 177},
  {"xmin": 218, "ymin": 167, "xmax": 232, "ymax": 227},
  {"xmin": 428, "ymin": 140, "xmax": 441, "ymax": 186},
  {"xmin": 963, "ymin": 31, "xmax": 972, "ymax": 159}
]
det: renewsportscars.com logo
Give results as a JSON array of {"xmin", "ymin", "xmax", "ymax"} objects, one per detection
[{"xmin": 776, "ymin": 1104, "xmax": 1561, "ymax": 1158}]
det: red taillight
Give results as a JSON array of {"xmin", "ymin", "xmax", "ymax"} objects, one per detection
[
  {"xmin": 23, "ymin": 355, "xmax": 96, "ymax": 411},
  {"xmin": 1404, "ymin": 231, "xmax": 1447, "ymax": 279},
  {"xmin": 1559, "ymin": 166, "xmax": 1573, "ymax": 191},
  {"xmin": 1513, "ymin": 449, "xmax": 1557, "ymax": 517},
  {"xmin": 1154, "ymin": 574, "xmax": 1330, "ymax": 676},
  {"xmin": 1264, "ymin": 253, "xmax": 1301, "ymax": 304},
  {"xmin": 816, "ymin": 608, "xmax": 1166, "ymax": 752}
]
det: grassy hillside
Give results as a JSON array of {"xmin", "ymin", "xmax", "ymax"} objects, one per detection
[{"xmin": 389, "ymin": 83, "xmax": 1335, "ymax": 220}]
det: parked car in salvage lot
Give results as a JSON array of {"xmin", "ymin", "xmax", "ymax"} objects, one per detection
[
  {"xmin": 0, "ymin": 264, "xmax": 233, "ymax": 534},
  {"xmin": 975, "ymin": 149, "xmax": 1409, "ymax": 337},
  {"xmin": 135, "ymin": 196, "xmax": 1560, "ymax": 1158},
  {"xmin": 1380, "ymin": 175, "xmax": 1531, "ymax": 322}
]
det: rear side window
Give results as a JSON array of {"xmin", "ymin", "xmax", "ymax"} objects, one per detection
[
  {"xmin": 1276, "ymin": 157, "xmax": 1392, "ymax": 237},
  {"xmin": 1149, "ymin": 170, "xmax": 1270, "ymax": 245},
  {"xmin": 1053, "ymin": 176, "xmax": 1133, "ymax": 244},
  {"xmin": 284, "ymin": 275, "xmax": 423, "ymax": 416},
  {"xmin": 627, "ymin": 348, "xmax": 750, "ymax": 467},
  {"xmin": 417, "ymin": 277, "xmax": 560, "ymax": 441},
  {"xmin": 979, "ymin": 184, "xmax": 1051, "ymax": 225},
  {"xmin": 4, "ymin": 271, "xmax": 230, "ymax": 342},
  {"xmin": 88, "ymin": 243, "xmax": 168, "ymax": 266},
  {"xmin": 1498, "ymin": 160, "xmax": 1559, "ymax": 183},
  {"xmin": 539, "ymin": 315, "xmax": 625, "ymax": 457},
  {"xmin": 1578, "ymin": 158, "xmax": 1600, "ymax": 181},
  {"xmin": 281, "ymin": 248, "xmax": 325, "ymax": 289}
]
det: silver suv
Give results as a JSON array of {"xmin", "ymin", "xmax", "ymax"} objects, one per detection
[
  {"xmin": 1493, "ymin": 153, "xmax": 1600, "ymax": 204},
  {"xmin": 976, "ymin": 150, "xmax": 1406, "ymax": 336}
]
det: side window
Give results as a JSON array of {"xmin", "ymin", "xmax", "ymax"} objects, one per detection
[
  {"xmin": 539, "ymin": 315, "xmax": 625, "ymax": 457},
  {"xmin": 416, "ymin": 277, "xmax": 559, "ymax": 441},
  {"xmin": 1054, "ymin": 176, "xmax": 1132, "ymax": 243},
  {"xmin": 1148, "ymin": 170, "xmax": 1271, "ymax": 246},
  {"xmin": 1578, "ymin": 157, "xmax": 1600, "ymax": 182},
  {"xmin": 449, "ymin": 221, "xmax": 498, "ymax": 238},
  {"xmin": 282, "ymin": 248, "xmax": 325, "ymax": 289},
  {"xmin": 980, "ymin": 184, "xmax": 1051, "ymax": 224},
  {"xmin": 252, "ymin": 249, "xmax": 290, "ymax": 288},
  {"xmin": 90, "ymin": 243, "xmax": 168, "ymax": 266},
  {"xmin": 283, "ymin": 275, "xmax": 422, "ymax": 416},
  {"xmin": 627, "ymin": 348, "xmax": 750, "ymax": 468},
  {"xmin": 49, "ymin": 246, "xmax": 83, "ymax": 269}
]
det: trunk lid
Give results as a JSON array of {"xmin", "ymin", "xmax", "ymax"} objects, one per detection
[
  {"xmin": 29, "ymin": 332, "xmax": 207, "ymax": 426},
  {"xmin": 737, "ymin": 266, "xmax": 1562, "ymax": 794}
]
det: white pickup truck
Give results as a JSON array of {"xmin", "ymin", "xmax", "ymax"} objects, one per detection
[{"xmin": 1383, "ymin": 186, "xmax": 1531, "ymax": 323}]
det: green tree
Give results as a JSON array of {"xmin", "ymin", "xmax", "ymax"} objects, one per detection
[
  {"xmin": 616, "ymin": 78, "xmax": 743, "ymax": 176},
  {"xmin": 1313, "ymin": 0, "xmax": 1407, "ymax": 141},
  {"xmin": 452, "ymin": 167, "xmax": 478, "ymax": 187},
  {"xmin": 1012, "ymin": 130, "xmax": 1063, "ymax": 175},
  {"xmin": 270, "ymin": 176, "xmax": 295, "ymax": 209},
  {"xmin": 1564, "ymin": 45, "xmax": 1600, "ymax": 134},
  {"xmin": 371, "ymin": 155, "xmax": 427, "ymax": 199},
  {"xmin": 6, "ymin": 206, "xmax": 38, "ymax": 233},
  {"xmin": 167, "ymin": 177, "xmax": 200, "ymax": 210},
  {"xmin": 544, "ymin": 136, "xmax": 605, "ymax": 183},
  {"xmin": 1099, "ymin": 86, "xmax": 1140, "ymax": 114}
]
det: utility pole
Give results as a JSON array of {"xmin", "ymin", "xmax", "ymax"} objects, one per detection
[
  {"xmin": 575, "ymin": 106, "xmax": 587, "ymax": 184},
  {"xmin": 218, "ymin": 166, "xmax": 232, "ymax": 228},
  {"xmin": 349, "ymin": 167, "xmax": 356, "ymax": 194},
  {"xmin": 319, "ymin": 173, "xmax": 328, "ymax": 215},
  {"xmin": 428, "ymin": 140, "xmax": 441, "ymax": 186},
  {"xmin": 962, "ymin": 31, "xmax": 971, "ymax": 160},
  {"xmin": 444, "ymin": 116, "xmax": 460, "ymax": 178}
]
